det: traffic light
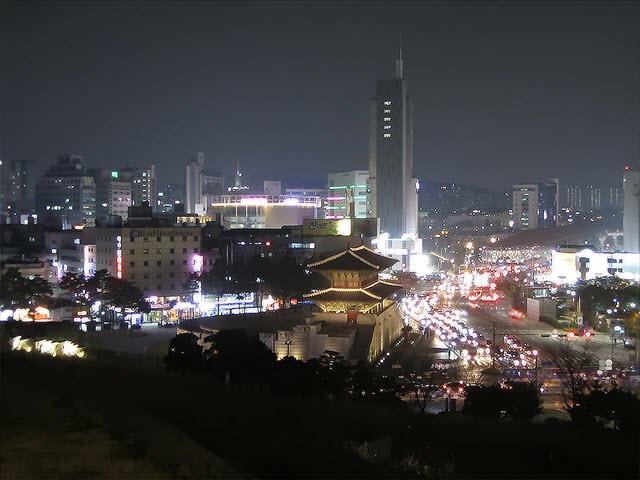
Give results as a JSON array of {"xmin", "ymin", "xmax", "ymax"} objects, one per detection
[
  {"xmin": 584, "ymin": 331, "xmax": 592, "ymax": 338},
  {"xmin": 567, "ymin": 332, "xmax": 575, "ymax": 339}
]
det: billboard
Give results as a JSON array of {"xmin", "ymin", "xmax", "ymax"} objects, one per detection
[
  {"xmin": 303, "ymin": 218, "xmax": 377, "ymax": 237},
  {"xmin": 303, "ymin": 219, "xmax": 340, "ymax": 235}
]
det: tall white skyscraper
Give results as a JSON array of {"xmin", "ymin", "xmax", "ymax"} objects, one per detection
[
  {"xmin": 185, "ymin": 153, "xmax": 204, "ymax": 213},
  {"xmin": 623, "ymin": 164, "xmax": 640, "ymax": 252},
  {"xmin": 367, "ymin": 52, "xmax": 418, "ymax": 238}
]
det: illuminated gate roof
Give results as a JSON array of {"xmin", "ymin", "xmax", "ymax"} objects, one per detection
[
  {"xmin": 307, "ymin": 245, "xmax": 398, "ymax": 271},
  {"xmin": 304, "ymin": 246, "xmax": 401, "ymax": 313}
]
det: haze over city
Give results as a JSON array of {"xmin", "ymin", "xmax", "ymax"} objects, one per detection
[
  {"xmin": 3, "ymin": 1, "xmax": 639, "ymax": 189},
  {"xmin": 2, "ymin": 2, "xmax": 640, "ymax": 479}
]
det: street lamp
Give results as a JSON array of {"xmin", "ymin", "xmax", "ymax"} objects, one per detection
[{"xmin": 284, "ymin": 339, "xmax": 293, "ymax": 358}]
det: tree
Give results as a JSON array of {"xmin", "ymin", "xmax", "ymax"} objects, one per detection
[
  {"xmin": 505, "ymin": 382, "xmax": 543, "ymax": 420},
  {"xmin": 0, "ymin": 267, "xmax": 53, "ymax": 311},
  {"xmin": 548, "ymin": 339, "xmax": 594, "ymax": 411},
  {"xmin": 104, "ymin": 277, "xmax": 150, "ymax": 314},
  {"xmin": 403, "ymin": 369, "xmax": 447, "ymax": 414},
  {"xmin": 204, "ymin": 329, "xmax": 276, "ymax": 385},
  {"xmin": 572, "ymin": 385, "xmax": 640, "ymax": 433},
  {"xmin": 164, "ymin": 333, "xmax": 204, "ymax": 373},
  {"xmin": 348, "ymin": 361, "xmax": 402, "ymax": 405},
  {"xmin": 462, "ymin": 382, "xmax": 542, "ymax": 420},
  {"xmin": 463, "ymin": 384, "xmax": 508, "ymax": 418},
  {"xmin": 59, "ymin": 272, "xmax": 87, "ymax": 303}
]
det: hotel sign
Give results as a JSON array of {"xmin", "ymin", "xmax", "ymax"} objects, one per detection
[{"xmin": 129, "ymin": 228, "xmax": 193, "ymax": 239}]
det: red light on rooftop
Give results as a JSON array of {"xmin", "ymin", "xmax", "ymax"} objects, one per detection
[{"xmin": 624, "ymin": 166, "xmax": 630, "ymax": 171}]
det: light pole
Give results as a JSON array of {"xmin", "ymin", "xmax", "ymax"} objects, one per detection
[{"xmin": 284, "ymin": 339, "xmax": 292, "ymax": 358}]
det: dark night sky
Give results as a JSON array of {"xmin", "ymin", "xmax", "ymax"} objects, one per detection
[{"xmin": 2, "ymin": 1, "xmax": 639, "ymax": 190}]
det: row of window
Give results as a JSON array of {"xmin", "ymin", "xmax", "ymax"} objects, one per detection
[
  {"xmin": 140, "ymin": 284, "xmax": 178, "ymax": 291},
  {"xmin": 130, "ymin": 272, "xmax": 180, "ymax": 279},
  {"xmin": 129, "ymin": 259, "xmax": 198, "ymax": 267},
  {"xmin": 95, "ymin": 235, "xmax": 199, "ymax": 242},
  {"xmin": 125, "ymin": 248, "xmax": 198, "ymax": 254}
]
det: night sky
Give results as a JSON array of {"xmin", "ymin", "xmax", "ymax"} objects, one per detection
[{"xmin": 2, "ymin": 1, "xmax": 639, "ymax": 190}]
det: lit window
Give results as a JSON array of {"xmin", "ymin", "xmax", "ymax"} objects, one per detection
[
  {"xmin": 383, "ymin": 125, "xmax": 391, "ymax": 129},
  {"xmin": 383, "ymin": 117, "xmax": 391, "ymax": 122},
  {"xmin": 383, "ymin": 109, "xmax": 391, "ymax": 114},
  {"xmin": 384, "ymin": 133, "xmax": 392, "ymax": 138},
  {"xmin": 383, "ymin": 101, "xmax": 392, "ymax": 105}
]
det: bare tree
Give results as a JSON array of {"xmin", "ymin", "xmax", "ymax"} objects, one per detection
[
  {"xmin": 403, "ymin": 369, "xmax": 447, "ymax": 414},
  {"xmin": 548, "ymin": 339, "xmax": 595, "ymax": 410}
]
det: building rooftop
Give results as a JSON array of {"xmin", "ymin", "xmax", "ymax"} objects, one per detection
[{"xmin": 308, "ymin": 245, "xmax": 398, "ymax": 271}]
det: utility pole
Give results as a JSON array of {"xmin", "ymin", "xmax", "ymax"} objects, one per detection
[{"xmin": 492, "ymin": 321, "xmax": 496, "ymax": 370}]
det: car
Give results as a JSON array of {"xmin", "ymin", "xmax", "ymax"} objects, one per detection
[{"xmin": 131, "ymin": 323, "xmax": 142, "ymax": 330}]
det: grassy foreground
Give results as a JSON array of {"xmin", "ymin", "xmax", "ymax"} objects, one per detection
[{"xmin": 2, "ymin": 351, "xmax": 638, "ymax": 479}]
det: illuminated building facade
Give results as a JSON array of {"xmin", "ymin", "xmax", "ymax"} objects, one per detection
[
  {"xmin": 623, "ymin": 164, "xmax": 640, "ymax": 252},
  {"xmin": 367, "ymin": 53, "xmax": 418, "ymax": 237},
  {"xmin": 89, "ymin": 168, "xmax": 132, "ymax": 221},
  {"xmin": 118, "ymin": 165, "xmax": 157, "ymax": 211},
  {"xmin": 327, "ymin": 170, "xmax": 369, "ymax": 219},
  {"xmin": 0, "ymin": 159, "xmax": 35, "ymax": 223},
  {"xmin": 512, "ymin": 179, "xmax": 558, "ymax": 230},
  {"xmin": 35, "ymin": 155, "xmax": 96, "ymax": 229},
  {"xmin": 551, "ymin": 247, "xmax": 640, "ymax": 283},
  {"xmin": 304, "ymin": 245, "xmax": 401, "ymax": 314},
  {"xmin": 206, "ymin": 194, "xmax": 323, "ymax": 230},
  {"xmin": 95, "ymin": 226, "xmax": 202, "ymax": 298},
  {"xmin": 185, "ymin": 153, "xmax": 205, "ymax": 213}
]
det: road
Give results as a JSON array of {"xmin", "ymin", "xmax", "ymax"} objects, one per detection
[{"xmin": 461, "ymin": 298, "xmax": 635, "ymax": 368}]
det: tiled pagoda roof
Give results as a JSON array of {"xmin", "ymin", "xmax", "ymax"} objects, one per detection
[{"xmin": 307, "ymin": 245, "xmax": 398, "ymax": 271}]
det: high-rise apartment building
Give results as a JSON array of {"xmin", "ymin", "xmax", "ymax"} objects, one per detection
[
  {"xmin": 1, "ymin": 159, "xmax": 36, "ymax": 223},
  {"xmin": 118, "ymin": 165, "xmax": 157, "ymax": 211},
  {"xmin": 564, "ymin": 184, "xmax": 601, "ymax": 210},
  {"xmin": 512, "ymin": 184, "xmax": 539, "ymax": 230},
  {"xmin": 88, "ymin": 169, "xmax": 132, "ymax": 220},
  {"xmin": 606, "ymin": 186, "xmax": 624, "ymax": 208},
  {"xmin": 327, "ymin": 170, "xmax": 370, "ymax": 219},
  {"xmin": 512, "ymin": 179, "xmax": 558, "ymax": 230},
  {"xmin": 185, "ymin": 153, "xmax": 205, "ymax": 213},
  {"xmin": 367, "ymin": 54, "xmax": 418, "ymax": 238},
  {"xmin": 623, "ymin": 164, "xmax": 640, "ymax": 252},
  {"xmin": 35, "ymin": 155, "xmax": 96, "ymax": 229},
  {"xmin": 156, "ymin": 183, "xmax": 184, "ymax": 213}
]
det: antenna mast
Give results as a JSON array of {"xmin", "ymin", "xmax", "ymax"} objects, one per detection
[{"xmin": 395, "ymin": 33, "xmax": 404, "ymax": 79}]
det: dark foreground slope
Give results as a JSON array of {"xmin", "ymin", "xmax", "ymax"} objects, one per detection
[{"xmin": 2, "ymin": 352, "xmax": 637, "ymax": 479}]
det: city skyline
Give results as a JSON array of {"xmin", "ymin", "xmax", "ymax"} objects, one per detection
[{"xmin": 3, "ymin": 2, "xmax": 639, "ymax": 190}]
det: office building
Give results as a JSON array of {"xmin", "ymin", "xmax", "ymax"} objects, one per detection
[
  {"xmin": 185, "ymin": 153, "xmax": 205, "ymax": 213},
  {"xmin": 327, "ymin": 170, "xmax": 369, "ymax": 219},
  {"xmin": 205, "ymin": 194, "xmax": 323, "ymax": 230},
  {"xmin": 95, "ymin": 224, "xmax": 202, "ymax": 298},
  {"xmin": 367, "ymin": 52, "xmax": 418, "ymax": 237},
  {"xmin": 623, "ymin": 164, "xmax": 640, "ymax": 252},
  {"xmin": 0, "ymin": 159, "xmax": 35, "ymax": 222},
  {"xmin": 35, "ymin": 155, "xmax": 96, "ymax": 229},
  {"xmin": 88, "ymin": 169, "xmax": 132, "ymax": 220},
  {"xmin": 202, "ymin": 173, "xmax": 224, "ymax": 196},
  {"xmin": 512, "ymin": 179, "xmax": 558, "ymax": 230},
  {"xmin": 156, "ymin": 183, "xmax": 184, "ymax": 213}
]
